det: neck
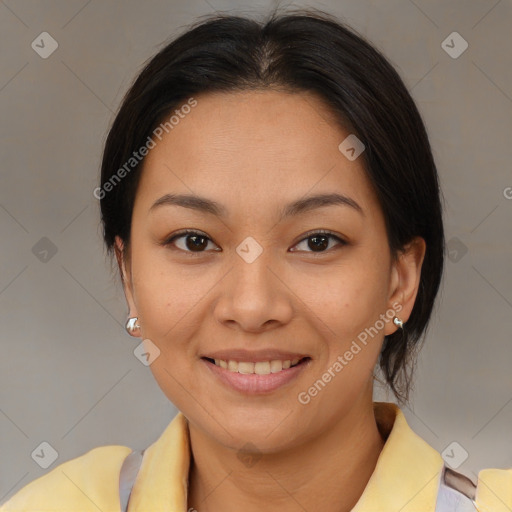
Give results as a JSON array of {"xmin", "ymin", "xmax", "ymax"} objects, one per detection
[{"xmin": 187, "ymin": 392, "xmax": 386, "ymax": 512}]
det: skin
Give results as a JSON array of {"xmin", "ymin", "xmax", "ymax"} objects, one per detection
[{"xmin": 115, "ymin": 89, "xmax": 426, "ymax": 512}]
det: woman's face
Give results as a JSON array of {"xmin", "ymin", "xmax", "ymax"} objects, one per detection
[{"xmin": 117, "ymin": 90, "xmax": 425, "ymax": 452}]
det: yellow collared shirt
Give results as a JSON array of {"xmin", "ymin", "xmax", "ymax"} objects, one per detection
[{"xmin": 1, "ymin": 402, "xmax": 510, "ymax": 511}]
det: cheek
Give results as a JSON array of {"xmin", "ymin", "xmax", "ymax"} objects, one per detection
[
  {"xmin": 128, "ymin": 237, "xmax": 221, "ymax": 384},
  {"xmin": 292, "ymin": 258, "xmax": 390, "ymax": 338},
  {"xmin": 292, "ymin": 261, "xmax": 391, "ymax": 395},
  {"xmin": 129, "ymin": 248, "xmax": 204, "ymax": 344},
  {"xmin": 129, "ymin": 252, "xmax": 206, "ymax": 406}
]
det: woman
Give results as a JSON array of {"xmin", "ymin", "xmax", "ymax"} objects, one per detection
[{"xmin": 1, "ymin": 8, "xmax": 510, "ymax": 512}]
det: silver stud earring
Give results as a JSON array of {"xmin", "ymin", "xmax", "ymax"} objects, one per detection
[
  {"xmin": 125, "ymin": 317, "xmax": 141, "ymax": 336},
  {"xmin": 393, "ymin": 316, "xmax": 404, "ymax": 329}
]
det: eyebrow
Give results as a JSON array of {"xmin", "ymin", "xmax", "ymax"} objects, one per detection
[{"xmin": 149, "ymin": 192, "xmax": 364, "ymax": 219}]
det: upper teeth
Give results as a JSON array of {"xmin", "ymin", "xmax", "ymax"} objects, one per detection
[{"xmin": 213, "ymin": 358, "xmax": 301, "ymax": 374}]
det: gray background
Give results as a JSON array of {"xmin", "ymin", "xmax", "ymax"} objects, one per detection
[{"xmin": 1, "ymin": 0, "xmax": 511, "ymax": 503}]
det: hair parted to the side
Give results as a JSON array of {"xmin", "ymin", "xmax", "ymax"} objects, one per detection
[{"xmin": 99, "ymin": 7, "xmax": 446, "ymax": 406}]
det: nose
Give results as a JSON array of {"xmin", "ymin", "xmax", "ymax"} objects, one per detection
[{"xmin": 213, "ymin": 249, "xmax": 294, "ymax": 333}]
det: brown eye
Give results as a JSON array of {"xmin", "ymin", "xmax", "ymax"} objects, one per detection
[
  {"xmin": 290, "ymin": 230, "xmax": 347, "ymax": 253},
  {"xmin": 164, "ymin": 230, "xmax": 219, "ymax": 253}
]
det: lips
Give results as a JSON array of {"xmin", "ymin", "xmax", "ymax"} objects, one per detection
[{"xmin": 202, "ymin": 355, "xmax": 311, "ymax": 394}]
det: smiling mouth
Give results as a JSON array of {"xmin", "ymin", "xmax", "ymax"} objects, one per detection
[{"xmin": 202, "ymin": 357, "xmax": 310, "ymax": 375}]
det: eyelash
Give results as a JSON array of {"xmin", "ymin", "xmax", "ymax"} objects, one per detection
[{"xmin": 162, "ymin": 229, "xmax": 347, "ymax": 256}]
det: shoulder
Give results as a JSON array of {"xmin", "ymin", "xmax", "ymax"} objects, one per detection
[
  {"xmin": 0, "ymin": 444, "xmax": 132, "ymax": 511},
  {"xmin": 475, "ymin": 467, "xmax": 512, "ymax": 511}
]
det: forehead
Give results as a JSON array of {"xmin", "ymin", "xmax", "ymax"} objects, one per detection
[{"xmin": 135, "ymin": 90, "xmax": 378, "ymax": 219}]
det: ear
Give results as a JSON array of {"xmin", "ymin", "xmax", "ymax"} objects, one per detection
[
  {"xmin": 384, "ymin": 236, "xmax": 426, "ymax": 336},
  {"xmin": 114, "ymin": 236, "xmax": 140, "ymax": 335}
]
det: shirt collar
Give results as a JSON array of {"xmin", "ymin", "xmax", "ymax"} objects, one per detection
[
  {"xmin": 352, "ymin": 402, "xmax": 445, "ymax": 511},
  {"xmin": 129, "ymin": 401, "xmax": 445, "ymax": 512}
]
